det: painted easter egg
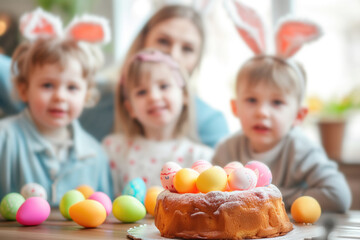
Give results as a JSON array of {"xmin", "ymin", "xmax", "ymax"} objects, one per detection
[
  {"xmin": 69, "ymin": 199, "xmax": 106, "ymax": 228},
  {"xmin": 144, "ymin": 186, "xmax": 163, "ymax": 216},
  {"xmin": 224, "ymin": 161, "xmax": 244, "ymax": 176},
  {"xmin": 16, "ymin": 197, "xmax": 50, "ymax": 225},
  {"xmin": 88, "ymin": 192, "xmax": 112, "ymax": 216},
  {"xmin": 160, "ymin": 161, "xmax": 182, "ymax": 192},
  {"xmin": 245, "ymin": 160, "xmax": 272, "ymax": 187},
  {"xmin": 228, "ymin": 167, "xmax": 258, "ymax": 191},
  {"xmin": 173, "ymin": 168, "xmax": 199, "ymax": 193},
  {"xmin": 76, "ymin": 184, "xmax": 95, "ymax": 199},
  {"xmin": 291, "ymin": 196, "xmax": 321, "ymax": 224},
  {"xmin": 0, "ymin": 193, "xmax": 25, "ymax": 220},
  {"xmin": 112, "ymin": 195, "xmax": 146, "ymax": 223},
  {"xmin": 59, "ymin": 190, "xmax": 85, "ymax": 220},
  {"xmin": 20, "ymin": 183, "xmax": 47, "ymax": 200},
  {"xmin": 191, "ymin": 160, "xmax": 212, "ymax": 173},
  {"xmin": 122, "ymin": 177, "xmax": 147, "ymax": 204},
  {"xmin": 196, "ymin": 166, "xmax": 227, "ymax": 193}
]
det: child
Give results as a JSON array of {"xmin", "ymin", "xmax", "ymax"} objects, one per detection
[
  {"xmin": 0, "ymin": 8, "xmax": 113, "ymax": 205},
  {"xmin": 103, "ymin": 49, "xmax": 213, "ymax": 196},
  {"xmin": 213, "ymin": 1, "xmax": 351, "ymax": 212}
]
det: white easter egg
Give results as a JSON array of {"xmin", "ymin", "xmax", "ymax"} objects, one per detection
[
  {"xmin": 20, "ymin": 183, "xmax": 47, "ymax": 200},
  {"xmin": 228, "ymin": 167, "xmax": 257, "ymax": 191}
]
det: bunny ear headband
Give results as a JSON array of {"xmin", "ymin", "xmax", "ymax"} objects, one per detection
[
  {"xmin": 19, "ymin": 8, "xmax": 111, "ymax": 45},
  {"xmin": 224, "ymin": 0, "xmax": 322, "ymax": 99}
]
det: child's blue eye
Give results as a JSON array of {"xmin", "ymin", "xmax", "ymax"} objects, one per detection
[
  {"xmin": 246, "ymin": 97, "xmax": 256, "ymax": 103},
  {"xmin": 160, "ymin": 83, "xmax": 169, "ymax": 90},
  {"xmin": 136, "ymin": 89, "xmax": 147, "ymax": 96},
  {"xmin": 42, "ymin": 83, "xmax": 53, "ymax": 89},
  {"xmin": 273, "ymin": 100, "xmax": 284, "ymax": 106},
  {"xmin": 68, "ymin": 85, "xmax": 78, "ymax": 91}
]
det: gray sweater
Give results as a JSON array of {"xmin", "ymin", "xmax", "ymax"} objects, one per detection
[{"xmin": 212, "ymin": 127, "xmax": 352, "ymax": 213}]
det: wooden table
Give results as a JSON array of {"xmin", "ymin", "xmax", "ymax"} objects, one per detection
[{"xmin": 1, "ymin": 209, "xmax": 360, "ymax": 239}]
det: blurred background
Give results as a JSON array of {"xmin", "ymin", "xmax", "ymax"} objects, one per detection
[{"xmin": 1, "ymin": 0, "xmax": 360, "ymax": 163}]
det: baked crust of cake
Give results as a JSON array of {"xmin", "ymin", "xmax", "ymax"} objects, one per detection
[{"xmin": 154, "ymin": 184, "xmax": 293, "ymax": 239}]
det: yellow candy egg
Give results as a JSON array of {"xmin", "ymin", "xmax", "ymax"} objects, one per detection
[
  {"xmin": 144, "ymin": 186, "xmax": 164, "ymax": 216},
  {"xmin": 69, "ymin": 200, "xmax": 106, "ymax": 228},
  {"xmin": 196, "ymin": 166, "xmax": 227, "ymax": 193},
  {"xmin": 76, "ymin": 185, "xmax": 95, "ymax": 199},
  {"xmin": 173, "ymin": 168, "xmax": 199, "ymax": 193},
  {"xmin": 291, "ymin": 196, "xmax": 321, "ymax": 224}
]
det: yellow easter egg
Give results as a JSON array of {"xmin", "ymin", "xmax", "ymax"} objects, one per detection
[
  {"xmin": 173, "ymin": 168, "xmax": 199, "ymax": 193},
  {"xmin": 196, "ymin": 166, "xmax": 227, "ymax": 193},
  {"xmin": 69, "ymin": 199, "xmax": 106, "ymax": 228},
  {"xmin": 144, "ymin": 186, "xmax": 164, "ymax": 216},
  {"xmin": 76, "ymin": 185, "xmax": 95, "ymax": 199},
  {"xmin": 291, "ymin": 196, "xmax": 321, "ymax": 224}
]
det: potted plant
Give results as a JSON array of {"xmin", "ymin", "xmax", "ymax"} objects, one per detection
[{"xmin": 307, "ymin": 88, "xmax": 360, "ymax": 161}]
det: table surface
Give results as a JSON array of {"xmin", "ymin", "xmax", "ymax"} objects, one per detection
[{"xmin": 1, "ymin": 209, "xmax": 360, "ymax": 240}]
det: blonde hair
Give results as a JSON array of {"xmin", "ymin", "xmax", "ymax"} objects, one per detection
[
  {"xmin": 236, "ymin": 56, "xmax": 306, "ymax": 104},
  {"xmin": 124, "ymin": 5, "xmax": 205, "ymax": 76},
  {"xmin": 116, "ymin": 49, "xmax": 192, "ymax": 139},
  {"xmin": 11, "ymin": 37, "xmax": 104, "ymax": 106}
]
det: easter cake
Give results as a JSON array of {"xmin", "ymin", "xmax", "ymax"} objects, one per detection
[{"xmin": 154, "ymin": 161, "xmax": 293, "ymax": 239}]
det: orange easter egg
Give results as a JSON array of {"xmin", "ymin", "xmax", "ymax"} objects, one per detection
[
  {"xmin": 69, "ymin": 200, "xmax": 106, "ymax": 228},
  {"xmin": 144, "ymin": 186, "xmax": 164, "ymax": 216},
  {"xmin": 76, "ymin": 185, "xmax": 95, "ymax": 199},
  {"xmin": 291, "ymin": 196, "xmax": 321, "ymax": 224},
  {"xmin": 173, "ymin": 168, "xmax": 199, "ymax": 193}
]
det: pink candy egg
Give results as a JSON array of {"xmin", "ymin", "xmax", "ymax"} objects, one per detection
[
  {"xmin": 245, "ymin": 160, "xmax": 272, "ymax": 187},
  {"xmin": 88, "ymin": 192, "xmax": 112, "ymax": 216},
  {"xmin": 224, "ymin": 161, "xmax": 243, "ymax": 176},
  {"xmin": 228, "ymin": 167, "xmax": 258, "ymax": 191},
  {"xmin": 191, "ymin": 160, "xmax": 212, "ymax": 173},
  {"xmin": 16, "ymin": 197, "xmax": 50, "ymax": 226},
  {"xmin": 160, "ymin": 162, "xmax": 182, "ymax": 192}
]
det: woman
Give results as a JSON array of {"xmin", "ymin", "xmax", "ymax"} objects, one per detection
[{"xmin": 80, "ymin": 5, "xmax": 229, "ymax": 148}]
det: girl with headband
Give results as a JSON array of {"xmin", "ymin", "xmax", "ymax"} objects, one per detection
[
  {"xmin": 0, "ymin": 8, "xmax": 113, "ymax": 205},
  {"xmin": 103, "ymin": 49, "xmax": 213, "ymax": 196},
  {"xmin": 212, "ymin": 0, "xmax": 351, "ymax": 213}
]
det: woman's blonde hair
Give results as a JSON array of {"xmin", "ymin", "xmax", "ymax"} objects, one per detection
[
  {"xmin": 124, "ymin": 5, "xmax": 205, "ymax": 75},
  {"xmin": 11, "ymin": 37, "xmax": 104, "ymax": 106},
  {"xmin": 116, "ymin": 49, "xmax": 193, "ymax": 139},
  {"xmin": 236, "ymin": 56, "xmax": 306, "ymax": 104}
]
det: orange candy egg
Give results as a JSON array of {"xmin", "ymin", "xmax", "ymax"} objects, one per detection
[
  {"xmin": 291, "ymin": 196, "xmax": 321, "ymax": 224},
  {"xmin": 173, "ymin": 168, "xmax": 199, "ymax": 193},
  {"xmin": 76, "ymin": 185, "xmax": 94, "ymax": 199},
  {"xmin": 196, "ymin": 166, "xmax": 227, "ymax": 193},
  {"xmin": 69, "ymin": 199, "xmax": 106, "ymax": 228},
  {"xmin": 144, "ymin": 186, "xmax": 164, "ymax": 216}
]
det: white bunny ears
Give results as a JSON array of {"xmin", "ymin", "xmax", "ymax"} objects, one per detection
[
  {"xmin": 224, "ymin": 0, "xmax": 322, "ymax": 58},
  {"xmin": 19, "ymin": 8, "xmax": 111, "ymax": 45}
]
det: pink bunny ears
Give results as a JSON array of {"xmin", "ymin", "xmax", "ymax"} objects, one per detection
[
  {"xmin": 224, "ymin": 0, "xmax": 322, "ymax": 58},
  {"xmin": 20, "ymin": 8, "xmax": 111, "ymax": 45}
]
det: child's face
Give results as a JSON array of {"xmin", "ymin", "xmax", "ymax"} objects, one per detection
[
  {"xmin": 144, "ymin": 17, "xmax": 202, "ymax": 75},
  {"xmin": 125, "ymin": 63, "xmax": 186, "ymax": 138},
  {"xmin": 233, "ymin": 80, "xmax": 303, "ymax": 153},
  {"xmin": 19, "ymin": 58, "xmax": 88, "ymax": 132}
]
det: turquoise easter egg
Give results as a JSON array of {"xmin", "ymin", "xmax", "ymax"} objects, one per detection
[{"xmin": 122, "ymin": 178, "xmax": 146, "ymax": 203}]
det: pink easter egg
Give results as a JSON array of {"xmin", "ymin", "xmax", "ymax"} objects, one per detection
[
  {"xmin": 224, "ymin": 161, "xmax": 244, "ymax": 176},
  {"xmin": 245, "ymin": 160, "xmax": 272, "ymax": 187},
  {"xmin": 160, "ymin": 162, "xmax": 182, "ymax": 192},
  {"xmin": 88, "ymin": 192, "xmax": 112, "ymax": 216},
  {"xmin": 16, "ymin": 197, "xmax": 50, "ymax": 226},
  {"xmin": 191, "ymin": 160, "xmax": 212, "ymax": 173},
  {"xmin": 228, "ymin": 167, "xmax": 257, "ymax": 191}
]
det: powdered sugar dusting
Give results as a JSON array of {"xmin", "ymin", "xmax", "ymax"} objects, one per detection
[{"xmin": 157, "ymin": 184, "xmax": 282, "ymax": 204}]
